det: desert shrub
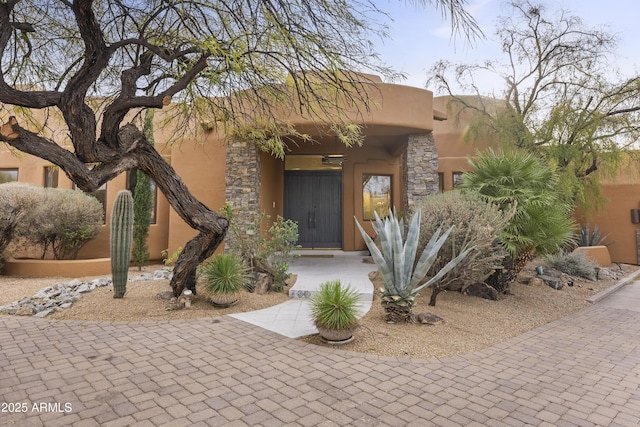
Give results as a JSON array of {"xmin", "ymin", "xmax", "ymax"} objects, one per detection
[
  {"xmin": 544, "ymin": 251, "xmax": 598, "ymax": 280},
  {"xmin": 261, "ymin": 215, "xmax": 300, "ymax": 291},
  {"xmin": 418, "ymin": 190, "xmax": 511, "ymax": 306},
  {"xmin": 222, "ymin": 203, "xmax": 299, "ymax": 292},
  {"xmin": 0, "ymin": 182, "xmax": 43, "ymax": 266},
  {"xmin": 18, "ymin": 187, "xmax": 103, "ymax": 260}
]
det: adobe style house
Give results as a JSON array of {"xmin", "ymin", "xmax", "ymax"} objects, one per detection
[
  {"xmin": 432, "ymin": 96, "xmax": 640, "ymax": 266},
  {"xmin": 0, "ymin": 76, "xmax": 444, "ymax": 263},
  {"xmin": 2, "ymin": 86, "xmax": 640, "ymax": 268}
]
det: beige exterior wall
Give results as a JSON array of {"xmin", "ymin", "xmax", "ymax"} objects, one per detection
[
  {"xmin": 166, "ymin": 135, "xmax": 228, "ymax": 255},
  {"xmin": 576, "ymin": 184, "xmax": 640, "ymax": 265},
  {"xmin": 1, "ymin": 78, "xmax": 441, "ymax": 263},
  {"xmin": 432, "ymin": 96, "xmax": 497, "ymax": 191}
]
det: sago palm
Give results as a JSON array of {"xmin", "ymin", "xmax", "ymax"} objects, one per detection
[{"xmin": 462, "ymin": 149, "xmax": 575, "ymax": 292}]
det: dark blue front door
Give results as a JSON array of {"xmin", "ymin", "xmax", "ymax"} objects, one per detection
[{"xmin": 284, "ymin": 171, "xmax": 342, "ymax": 248}]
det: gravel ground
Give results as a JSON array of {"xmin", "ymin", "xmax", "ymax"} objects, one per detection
[{"xmin": 1, "ymin": 261, "xmax": 636, "ymax": 359}]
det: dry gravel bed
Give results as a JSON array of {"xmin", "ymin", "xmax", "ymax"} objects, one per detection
[{"xmin": 1, "ymin": 261, "xmax": 636, "ymax": 359}]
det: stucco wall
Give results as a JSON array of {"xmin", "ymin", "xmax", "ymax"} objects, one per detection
[
  {"xmin": 576, "ymin": 184, "xmax": 640, "ymax": 265},
  {"xmin": 432, "ymin": 96, "xmax": 497, "ymax": 191},
  {"xmin": 167, "ymin": 135, "xmax": 227, "ymax": 255}
]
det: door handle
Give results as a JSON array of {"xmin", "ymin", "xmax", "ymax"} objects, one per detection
[
  {"xmin": 308, "ymin": 211, "xmax": 312, "ymax": 229},
  {"xmin": 313, "ymin": 211, "xmax": 316, "ymax": 229}
]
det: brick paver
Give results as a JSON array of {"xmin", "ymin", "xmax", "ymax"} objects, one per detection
[{"xmin": 2, "ymin": 286, "xmax": 640, "ymax": 426}]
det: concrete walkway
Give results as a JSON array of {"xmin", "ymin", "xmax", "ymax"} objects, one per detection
[
  {"xmin": 2, "ymin": 262, "xmax": 640, "ymax": 426},
  {"xmin": 230, "ymin": 251, "xmax": 376, "ymax": 338}
]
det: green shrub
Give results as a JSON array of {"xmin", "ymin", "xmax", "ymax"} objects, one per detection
[
  {"xmin": 0, "ymin": 183, "xmax": 102, "ymax": 261},
  {"xmin": 199, "ymin": 253, "xmax": 251, "ymax": 295},
  {"xmin": 310, "ymin": 280, "xmax": 360, "ymax": 330},
  {"xmin": 28, "ymin": 188, "xmax": 103, "ymax": 260},
  {"xmin": 222, "ymin": 203, "xmax": 299, "ymax": 292},
  {"xmin": 544, "ymin": 251, "xmax": 598, "ymax": 280},
  {"xmin": 132, "ymin": 170, "xmax": 153, "ymax": 269},
  {"xmin": 418, "ymin": 190, "xmax": 511, "ymax": 306},
  {"xmin": 0, "ymin": 182, "xmax": 42, "ymax": 266}
]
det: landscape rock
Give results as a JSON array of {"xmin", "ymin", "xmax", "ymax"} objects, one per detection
[
  {"xmin": 15, "ymin": 306, "xmax": 35, "ymax": 316},
  {"xmin": 254, "ymin": 273, "xmax": 272, "ymax": 295},
  {"xmin": 538, "ymin": 274, "xmax": 564, "ymax": 290},
  {"xmin": 35, "ymin": 308, "xmax": 54, "ymax": 318},
  {"xmin": 528, "ymin": 278, "xmax": 545, "ymax": 287},
  {"xmin": 414, "ymin": 313, "xmax": 444, "ymax": 325},
  {"xmin": 462, "ymin": 282, "xmax": 499, "ymax": 301},
  {"xmin": 0, "ymin": 269, "xmax": 175, "ymax": 318}
]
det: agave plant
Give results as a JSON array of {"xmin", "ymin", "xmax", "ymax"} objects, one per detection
[
  {"xmin": 577, "ymin": 224, "xmax": 613, "ymax": 247},
  {"xmin": 355, "ymin": 209, "xmax": 472, "ymax": 323}
]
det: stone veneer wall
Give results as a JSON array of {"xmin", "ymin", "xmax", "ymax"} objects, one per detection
[
  {"xmin": 403, "ymin": 132, "xmax": 439, "ymax": 215},
  {"xmin": 225, "ymin": 140, "xmax": 261, "ymax": 254}
]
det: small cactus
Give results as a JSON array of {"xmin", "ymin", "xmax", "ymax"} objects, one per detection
[{"xmin": 111, "ymin": 190, "xmax": 134, "ymax": 298}]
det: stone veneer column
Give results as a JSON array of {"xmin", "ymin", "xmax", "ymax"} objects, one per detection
[
  {"xmin": 225, "ymin": 140, "xmax": 261, "ymax": 254},
  {"xmin": 403, "ymin": 132, "xmax": 439, "ymax": 216}
]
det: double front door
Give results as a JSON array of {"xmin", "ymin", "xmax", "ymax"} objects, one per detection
[{"xmin": 284, "ymin": 171, "xmax": 342, "ymax": 249}]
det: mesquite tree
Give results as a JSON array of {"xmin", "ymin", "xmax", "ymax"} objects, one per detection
[
  {"xmin": 0, "ymin": 0, "xmax": 478, "ymax": 296},
  {"xmin": 428, "ymin": 0, "xmax": 640, "ymax": 208}
]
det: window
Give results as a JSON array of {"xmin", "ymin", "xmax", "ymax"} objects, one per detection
[
  {"xmin": 438, "ymin": 173, "xmax": 444, "ymax": 192},
  {"xmin": 363, "ymin": 174, "xmax": 391, "ymax": 220},
  {"xmin": 452, "ymin": 172, "xmax": 464, "ymax": 188},
  {"xmin": 44, "ymin": 166, "xmax": 59, "ymax": 188},
  {"xmin": 126, "ymin": 170, "xmax": 157, "ymax": 224},
  {"xmin": 0, "ymin": 168, "xmax": 18, "ymax": 183}
]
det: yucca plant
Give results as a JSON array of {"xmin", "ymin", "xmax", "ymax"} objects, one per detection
[
  {"xmin": 310, "ymin": 280, "xmax": 360, "ymax": 341},
  {"xmin": 199, "ymin": 253, "xmax": 250, "ymax": 307},
  {"xmin": 355, "ymin": 209, "xmax": 472, "ymax": 323}
]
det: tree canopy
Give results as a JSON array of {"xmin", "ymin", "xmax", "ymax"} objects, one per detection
[
  {"xmin": 428, "ymin": 0, "xmax": 640, "ymax": 208},
  {"xmin": 0, "ymin": 0, "xmax": 479, "ymax": 296}
]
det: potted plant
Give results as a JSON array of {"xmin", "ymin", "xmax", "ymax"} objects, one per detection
[
  {"xmin": 310, "ymin": 280, "xmax": 360, "ymax": 343},
  {"xmin": 199, "ymin": 253, "xmax": 250, "ymax": 307}
]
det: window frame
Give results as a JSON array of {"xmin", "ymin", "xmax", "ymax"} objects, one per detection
[{"xmin": 362, "ymin": 173, "xmax": 392, "ymax": 221}]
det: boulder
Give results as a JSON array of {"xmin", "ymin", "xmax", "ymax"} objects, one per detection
[
  {"xmin": 254, "ymin": 273, "xmax": 272, "ymax": 294},
  {"xmin": 538, "ymin": 274, "xmax": 564, "ymax": 290},
  {"xmin": 414, "ymin": 313, "xmax": 444, "ymax": 325},
  {"xmin": 527, "ymin": 277, "xmax": 545, "ymax": 287},
  {"xmin": 462, "ymin": 283, "xmax": 499, "ymax": 301}
]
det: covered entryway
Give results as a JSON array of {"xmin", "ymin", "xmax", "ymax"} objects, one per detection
[{"xmin": 284, "ymin": 157, "xmax": 343, "ymax": 248}]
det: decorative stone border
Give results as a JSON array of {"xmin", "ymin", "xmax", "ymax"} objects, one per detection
[{"xmin": 0, "ymin": 269, "xmax": 173, "ymax": 318}]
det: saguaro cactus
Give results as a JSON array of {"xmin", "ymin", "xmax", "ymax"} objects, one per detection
[{"xmin": 111, "ymin": 190, "xmax": 134, "ymax": 298}]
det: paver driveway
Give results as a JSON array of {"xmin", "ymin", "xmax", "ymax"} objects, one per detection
[{"xmin": 2, "ymin": 282, "xmax": 640, "ymax": 426}]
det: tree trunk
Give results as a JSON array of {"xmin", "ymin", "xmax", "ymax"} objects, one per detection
[
  {"xmin": 131, "ymin": 135, "xmax": 229, "ymax": 297},
  {"xmin": 487, "ymin": 250, "xmax": 534, "ymax": 294},
  {"xmin": 429, "ymin": 286, "xmax": 443, "ymax": 307}
]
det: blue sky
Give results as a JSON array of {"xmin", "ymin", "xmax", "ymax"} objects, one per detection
[{"xmin": 371, "ymin": 0, "xmax": 640, "ymax": 94}]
